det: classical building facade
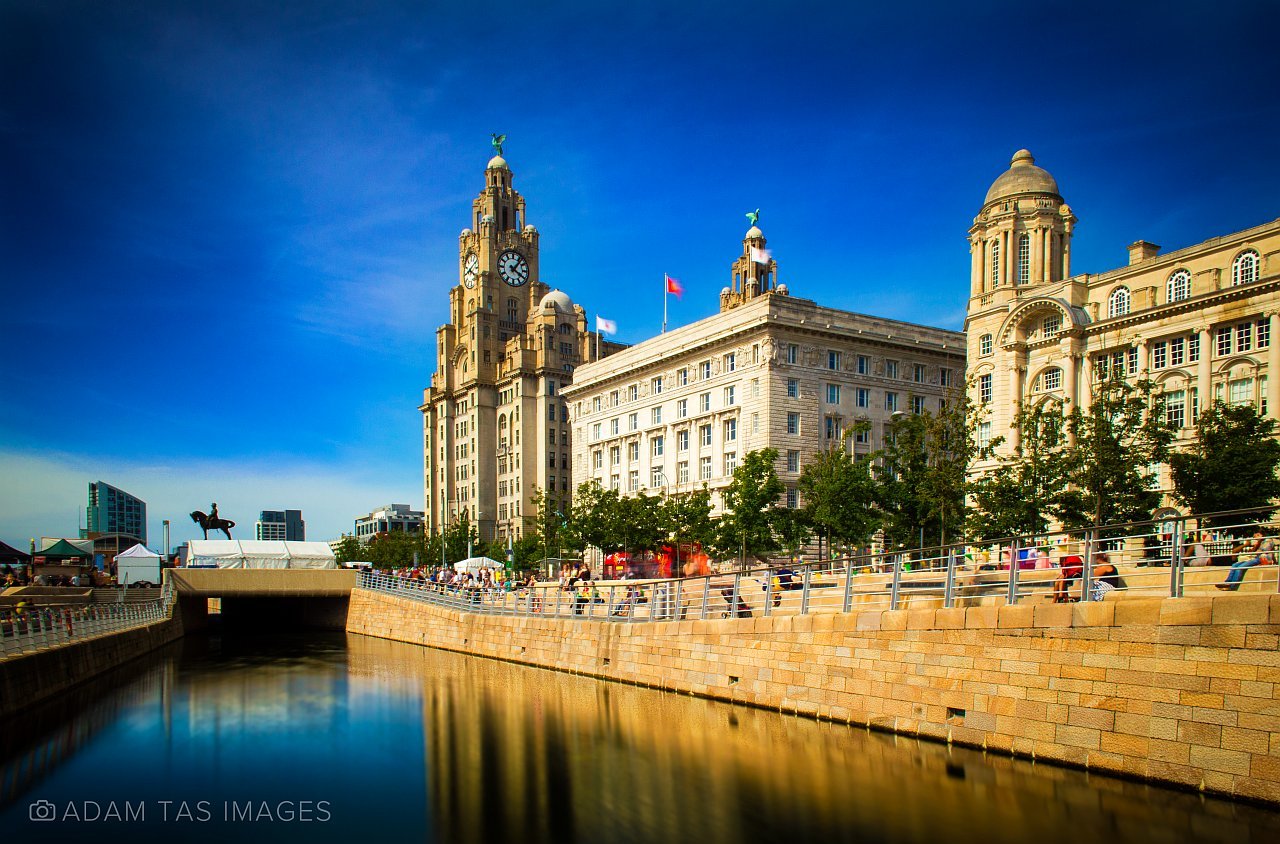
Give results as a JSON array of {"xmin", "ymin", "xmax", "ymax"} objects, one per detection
[
  {"xmin": 965, "ymin": 149, "xmax": 1280, "ymax": 499},
  {"xmin": 420, "ymin": 148, "xmax": 621, "ymax": 542},
  {"xmin": 565, "ymin": 224, "xmax": 965, "ymax": 512}
]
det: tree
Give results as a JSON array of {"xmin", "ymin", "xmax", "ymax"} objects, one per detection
[
  {"xmin": 798, "ymin": 430, "xmax": 879, "ymax": 556},
  {"xmin": 564, "ymin": 481, "xmax": 618, "ymax": 554},
  {"xmin": 1059, "ymin": 372, "xmax": 1173, "ymax": 531},
  {"xmin": 713, "ymin": 449, "xmax": 786, "ymax": 564},
  {"xmin": 967, "ymin": 401, "xmax": 1071, "ymax": 540},
  {"xmin": 442, "ymin": 510, "xmax": 479, "ymax": 564},
  {"xmin": 332, "ymin": 534, "xmax": 361, "ymax": 564},
  {"xmin": 878, "ymin": 414, "xmax": 931, "ymax": 551},
  {"xmin": 919, "ymin": 387, "xmax": 985, "ymax": 547},
  {"xmin": 664, "ymin": 486, "xmax": 717, "ymax": 551},
  {"xmin": 1170, "ymin": 401, "xmax": 1280, "ymax": 525}
]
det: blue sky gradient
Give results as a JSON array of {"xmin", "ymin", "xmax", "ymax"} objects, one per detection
[{"xmin": 3, "ymin": 0, "xmax": 1279, "ymax": 548}]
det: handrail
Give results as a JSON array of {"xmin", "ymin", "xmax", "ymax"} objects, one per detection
[{"xmin": 0, "ymin": 582, "xmax": 177, "ymax": 661}]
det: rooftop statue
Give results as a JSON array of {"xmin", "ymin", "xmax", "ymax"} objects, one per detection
[
  {"xmin": 491, "ymin": 133, "xmax": 506, "ymax": 156},
  {"xmin": 191, "ymin": 503, "xmax": 235, "ymax": 540},
  {"xmin": 746, "ymin": 209, "xmax": 760, "ymax": 227}
]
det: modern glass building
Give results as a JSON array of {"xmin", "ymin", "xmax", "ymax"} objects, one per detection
[
  {"xmin": 84, "ymin": 481, "xmax": 147, "ymax": 544},
  {"xmin": 255, "ymin": 509, "xmax": 305, "ymax": 541}
]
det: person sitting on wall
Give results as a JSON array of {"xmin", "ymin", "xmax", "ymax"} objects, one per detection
[
  {"xmin": 1053, "ymin": 551, "xmax": 1086, "ymax": 603},
  {"xmin": 1089, "ymin": 553, "xmax": 1126, "ymax": 601},
  {"xmin": 1216, "ymin": 530, "xmax": 1276, "ymax": 591}
]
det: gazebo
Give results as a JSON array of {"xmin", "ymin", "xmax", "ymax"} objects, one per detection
[
  {"xmin": 0, "ymin": 540, "xmax": 31, "ymax": 566},
  {"xmin": 36, "ymin": 539, "xmax": 92, "ymax": 561}
]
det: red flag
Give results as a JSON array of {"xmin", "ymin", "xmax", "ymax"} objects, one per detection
[{"xmin": 665, "ymin": 274, "xmax": 684, "ymax": 299}]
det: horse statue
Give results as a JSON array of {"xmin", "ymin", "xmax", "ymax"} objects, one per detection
[{"xmin": 190, "ymin": 510, "xmax": 235, "ymax": 540}]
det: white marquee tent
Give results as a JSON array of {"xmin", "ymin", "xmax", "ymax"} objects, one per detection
[{"xmin": 186, "ymin": 540, "xmax": 337, "ymax": 570}]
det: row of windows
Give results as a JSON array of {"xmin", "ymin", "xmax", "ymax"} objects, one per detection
[
  {"xmin": 589, "ymin": 387, "xmax": 739, "ymax": 440},
  {"xmin": 1107, "ymin": 250, "xmax": 1262, "ymax": 317},
  {"xmin": 602, "ymin": 454, "xmax": 734, "ymax": 489}
]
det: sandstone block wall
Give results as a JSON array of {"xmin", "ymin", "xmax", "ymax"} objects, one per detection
[{"xmin": 346, "ymin": 588, "xmax": 1280, "ymax": 805}]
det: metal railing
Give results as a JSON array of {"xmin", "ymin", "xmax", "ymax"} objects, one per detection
[
  {"xmin": 0, "ymin": 583, "xmax": 176, "ymax": 660},
  {"xmin": 358, "ymin": 507, "xmax": 1280, "ymax": 623}
]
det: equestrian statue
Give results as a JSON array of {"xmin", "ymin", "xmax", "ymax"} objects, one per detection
[{"xmin": 190, "ymin": 502, "xmax": 235, "ymax": 540}]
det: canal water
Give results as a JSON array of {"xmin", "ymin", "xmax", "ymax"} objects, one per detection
[{"xmin": 2, "ymin": 632, "xmax": 1279, "ymax": 844}]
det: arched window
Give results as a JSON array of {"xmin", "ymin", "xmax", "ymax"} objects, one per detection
[
  {"xmin": 1232, "ymin": 250, "xmax": 1260, "ymax": 286},
  {"xmin": 558, "ymin": 323, "xmax": 572, "ymax": 335},
  {"xmin": 1017, "ymin": 233, "xmax": 1030, "ymax": 285},
  {"xmin": 1107, "ymin": 286, "xmax": 1131, "ymax": 318},
  {"xmin": 1167, "ymin": 269, "xmax": 1191, "ymax": 303},
  {"xmin": 990, "ymin": 239, "xmax": 1001, "ymax": 286},
  {"xmin": 979, "ymin": 333, "xmax": 993, "ymax": 356},
  {"xmin": 1040, "ymin": 367, "xmax": 1063, "ymax": 392}
]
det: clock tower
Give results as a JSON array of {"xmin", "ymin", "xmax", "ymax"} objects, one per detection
[{"xmin": 422, "ymin": 143, "xmax": 616, "ymax": 547}]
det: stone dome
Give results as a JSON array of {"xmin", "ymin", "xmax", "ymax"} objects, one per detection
[
  {"xmin": 487, "ymin": 155, "xmax": 509, "ymax": 170},
  {"xmin": 539, "ymin": 289, "xmax": 575, "ymax": 313},
  {"xmin": 481, "ymin": 213, "xmax": 495, "ymax": 224},
  {"xmin": 745, "ymin": 225, "xmax": 764, "ymax": 239},
  {"xmin": 984, "ymin": 149, "xmax": 1060, "ymax": 205},
  {"xmin": 460, "ymin": 228, "xmax": 473, "ymax": 237},
  {"xmin": 523, "ymin": 224, "xmax": 537, "ymax": 234},
  {"xmin": 776, "ymin": 283, "xmax": 789, "ymax": 296}
]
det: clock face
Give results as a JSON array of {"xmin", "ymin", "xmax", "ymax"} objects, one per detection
[
  {"xmin": 497, "ymin": 250, "xmax": 529, "ymax": 286},
  {"xmin": 463, "ymin": 253, "xmax": 479, "ymax": 288}
]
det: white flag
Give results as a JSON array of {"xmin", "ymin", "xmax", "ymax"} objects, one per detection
[
  {"xmin": 750, "ymin": 246, "xmax": 772, "ymax": 264},
  {"xmin": 596, "ymin": 316, "xmax": 618, "ymax": 335}
]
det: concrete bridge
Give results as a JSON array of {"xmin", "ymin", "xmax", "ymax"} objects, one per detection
[{"xmin": 166, "ymin": 568, "xmax": 360, "ymax": 631}]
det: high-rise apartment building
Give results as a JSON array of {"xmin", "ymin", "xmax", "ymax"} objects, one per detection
[
  {"xmin": 84, "ymin": 481, "xmax": 146, "ymax": 545},
  {"xmin": 354, "ymin": 503, "xmax": 423, "ymax": 544},
  {"xmin": 420, "ymin": 146, "xmax": 622, "ymax": 543},
  {"xmin": 255, "ymin": 509, "xmax": 305, "ymax": 541}
]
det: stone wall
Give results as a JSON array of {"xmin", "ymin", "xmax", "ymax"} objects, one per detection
[
  {"xmin": 0, "ymin": 613, "xmax": 182, "ymax": 719},
  {"xmin": 347, "ymin": 588, "xmax": 1280, "ymax": 805}
]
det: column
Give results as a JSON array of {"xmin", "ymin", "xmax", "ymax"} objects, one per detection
[
  {"xmin": 1269, "ymin": 313, "xmax": 1280, "ymax": 418},
  {"xmin": 1136, "ymin": 338, "xmax": 1149, "ymax": 375},
  {"xmin": 971, "ymin": 239, "xmax": 983, "ymax": 295},
  {"xmin": 1064, "ymin": 349, "xmax": 1079, "ymax": 446},
  {"xmin": 1196, "ymin": 327, "xmax": 1212, "ymax": 420},
  {"xmin": 1008, "ymin": 360, "xmax": 1026, "ymax": 452}
]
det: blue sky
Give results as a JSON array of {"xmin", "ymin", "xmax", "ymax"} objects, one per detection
[{"xmin": 3, "ymin": 0, "xmax": 1279, "ymax": 549}]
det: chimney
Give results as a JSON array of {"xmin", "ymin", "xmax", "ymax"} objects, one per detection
[{"xmin": 1127, "ymin": 240, "xmax": 1160, "ymax": 265}]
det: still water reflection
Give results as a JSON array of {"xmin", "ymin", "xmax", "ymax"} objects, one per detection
[{"xmin": 2, "ymin": 632, "xmax": 1278, "ymax": 843}]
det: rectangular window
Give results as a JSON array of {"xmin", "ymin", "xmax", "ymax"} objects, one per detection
[
  {"xmin": 826, "ymin": 384, "xmax": 841, "ymax": 404},
  {"xmin": 1218, "ymin": 327, "xmax": 1232, "ymax": 357},
  {"xmin": 911, "ymin": 395, "xmax": 926, "ymax": 414},
  {"xmin": 696, "ymin": 392, "xmax": 708, "ymax": 413},
  {"xmin": 652, "ymin": 376, "xmax": 663, "ymax": 394},
  {"xmin": 652, "ymin": 406, "xmax": 662, "ymax": 424},
  {"xmin": 1164, "ymin": 390, "xmax": 1186, "ymax": 428},
  {"xmin": 752, "ymin": 412, "xmax": 759, "ymax": 434},
  {"xmin": 786, "ymin": 413, "xmax": 800, "ymax": 435},
  {"xmin": 610, "ymin": 474, "xmax": 620, "ymax": 491},
  {"xmin": 856, "ymin": 355, "xmax": 869, "ymax": 375},
  {"xmin": 700, "ymin": 425, "xmax": 712, "ymax": 447},
  {"xmin": 978, "ymin": 421, "xmax": 992, "ymax": 449},
  {"xmin": 699, "ymin": 456, "xmax": 712, "ymax": 480},
  {"xmin": 885, "ymin": 392, "xmax": 899, "ymax": 412},
  {"xmin": 610, "ymin": 446, "xmax": 620, "ymax": 466},
  {"xmin": 1258, "ymin": 319, "xmax": 1271, "ymax": 349},
  {"xmin": 1151, "ymin": 341, "xmax": 1167, "ymax": 370},
  {"xmin": 825, "ymin": 416, "xmax": 841, "ymax": 439},
  {"xmin": 786, "ymin": 450, "xmax": 800, "ymax": 472},
  {"xmin": 629, "ymin": 470, "xmax": 639, "ymax": 492},
  {"xmin": 1237, "ymin": 322, "xmax": 1253, "ymax": 352},
  {"xmin": 610, "ymin": 390, "xmax": 619, "ymax": 406},
  {"xmin": 593, "ymin": 396, "xmax": 602, "ymax": 412},
  {"xmin": 677, "ymin": 398, "xmax": 688, "ymax": 418},
  {"xmin": 628, "ymin": 385, "xmax": 638, "ymax": 401},
  {"xmin": 855, "ymin": 387, "xmax": 869, "ymax": 408},
  {"xmin": 1170, "ymin": 337, "xmax": 1185, "ymax": 367},
  {"xmin": 786, "ymin": 344, "xmax": 798, "ymax": 365},
  {"xmin": 652, "ymin": 436, "xmax": 664, "ymax": 457},
  {"xmin": 724, "ymin": 452, "xmax": 737, "ymax": 476},
  {"xmin": 678, "ymin": 461, "xmax": 689, "ymax": 484},
  {"xmin": 628, "ymin": 413, "xmax": 638, "ymax": 431},
  {"xmin": 547, "ymin": 379, "xmax": 557, "ymax": 395},
  {"xmin": 854, "ymin": 427, "xmax": 870, "ymax": 445},
  {"xmin": 1229, "ymin": 378, "xmax": 1253, "ymax": 406},
  {"xmin": 677, "ymin": 368, "xmax": 688, "ymax": 386},
  {"xmin": 787, "ymin": 379, "xmax": 799, "ymax": 398},
  {"xmin": 624, "ymin": 442, "xmax": 637, "ymax": 462},
  {"xmin": 724, "ymin": 353, "xmax": 736, "ymax": 372},
  {"xmin": 1043, "ymin": 369, "xmax": 1062, "ymax": 391},
  {"xmin": 593, "ymin": 451, "xmax": 603, "ymax": 469},
  {"xmin": 1127, "ymin": 347, "xmax": 1138, "ymax": 375},
  {"xmin": 828, "ymin": 350, "xmax": 842, "ymax": 370},
  {"xmin": 724, "ymin": 419, "xmax": 737, "ymax": 442},
  {"xmin": 650, "ymin": 468, "xmax": 663, "ymax": 488},
  {"xmin": 724, "ymin": 386, "xmax": 736, "ymax": 406},
  {"xmin": 677, "ymin": 430, "xmax": 689, "ymax": 451},
  {"xmin": 1262, "ymin": 376, "xmax": 1269, "ymax": 415},
  {"xmin": 980, "ymin": 334, "xmax": 993, "ymax": 356},
  {"xmin": 592, "ymin": 422, "xmax": 602, "ymax": 440},
  {"xmin": 701, "ymin": 361, "xmax": 712, "ymax": 380},
  {"xmin": 610, "ymin": 418, "xmax": 619, "ymax": 435},
  {"xmin": 979, "ymin": 374, "xmax": 992, "ymax": 404},
  {"xmin": 940, "ymin": 368, "xmax": 952, "ymax": 387},
  {"xmin": 885, "ymin": 360, "xmax": 898, "ymax": 379},
  {"xmin": 786, "ymin": 488, "xmax": 798, "ymax": 509}
]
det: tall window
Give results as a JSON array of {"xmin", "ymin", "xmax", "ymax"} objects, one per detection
[
  {"xmin": 1232, "ymin": 250, "xmax": 1260, "ymax": 286},
  {"xmin": 1017, "ymin": 233, "xmax": 1030, "ymax": 285},
  {"xmin": 786, "ymin": 413, "xmax": 799, "ymax": 434},
  {"xmin": 990, "ymin": 239, "xmax": 1001, "ymax": 286},
  {"xmin": 855, "ymin": 388, "xmax": 869, "ymax": 408},
  {"xmin": 724, "ymin": 386, "xmax": 736, "ymax": 406},
  {"xmin": 699, "ymin": 456, "xmax": 712, "ymax": 480},
  {"xmin": 677, "ymin": 430, "xmax": 689, "ymax": 451},
  {"xmin": 885, "ymin": 392, "xmax": 898, "ymax": 412},
  {"xmin": 1167, "ymin": 269, "xmax": 1191, "ymax": 302},
  {"xmin": 1042, "ymin": 313, "xmax": 1061, "ymax": 337},
  {"xmin": 677, "ymin": 398, "xmax": 688, "ymax": 418},
  {"xmin": 979, "ymin": 334, "xmax": 993, "ymax": 356},
  {"xmin": 786, "ymin": 450, "xmax": 800, "ymax": 472},
  {"xmin": 652, "ymin": 376, "xmax": 663, "ymax": 394},
  {"xmin": 979, "ymin": 373, "xmax": 992, "ymax": 404},
  {"xmin": 826, "ymin": 384, "xmax": 841, "ymax": 404},
  {"xmin": 856, "ymin": 355, "xmax": 869, "ymax": 375},
  {"xmin": 786, "ymin": 379, "xmax": 799, "ymax": 398},
  {"xmin": 1107, "ymin": 286, "xmax": 1131, "ymax": 318},
  {"xmin": 786, "ymin": 344, "xmax": 798, "ymax": 364},
  {"xmin": 652, "ymin": 436, "xmax": 664, "ymax": 457},
  {"xmin": 885, "ymin": 360, "xmax": 898, "ymax": 379},
  {"xmin": 828, "ymin": 351, "xmax": 842, "ymax": 370},
  {"xmin": 700, "ymin": 425, "xmax": 712, "ymax": 447},
  {"xmin": 724, "ymin": 419, "xmax": 737, "ymax": 442}
]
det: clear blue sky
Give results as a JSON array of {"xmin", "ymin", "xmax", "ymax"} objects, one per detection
[{"xmin": 3, "ymin": 0, "xmax": 1279, "ymax": 549}]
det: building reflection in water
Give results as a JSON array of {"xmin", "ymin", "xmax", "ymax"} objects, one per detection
[{"xmin": 345, "ymin": 635, "xmax": 1279, "ymax": 844}]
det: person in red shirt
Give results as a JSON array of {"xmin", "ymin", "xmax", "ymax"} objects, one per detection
[{"xmin": 1054, "ymin": 552, "xmax": 1085, "ymax": 603}]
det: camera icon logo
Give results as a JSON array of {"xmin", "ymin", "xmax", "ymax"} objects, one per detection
[{"xmin": 29, "ymin": 799, "xmax": 58, "ymax": 821}]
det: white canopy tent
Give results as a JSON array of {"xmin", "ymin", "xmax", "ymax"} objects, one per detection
[
  {"xmin": 187, "ymin": 540, "xmax": 337, "ymax": 570},
  {"xmin": 453, "ymin": 556, "xmax": 503, "ymax": 576},
  {"xmin": 116, "ymin": 543, "xmax": 161, "ymax": 561}
]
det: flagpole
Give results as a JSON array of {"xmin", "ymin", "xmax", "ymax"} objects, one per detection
[{"xmin": 662, "ymin": 275, "xmax": 668, "ymax": 334}]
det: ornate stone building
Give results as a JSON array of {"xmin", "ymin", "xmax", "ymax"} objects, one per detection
[
  {"xmin": 565, "ymin": 223, "xmax": 965, "ymax": 514},
  {"xmin": 420, "ymin": 148, "xmax": 621, "ymax": 542},
  {"xmin": 965, "ymin": 149, "xmax": 1280, "ymax": 499}
]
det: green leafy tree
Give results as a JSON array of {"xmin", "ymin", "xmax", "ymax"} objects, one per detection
[
  {"xmin": 713, "ymin": 449, "xmax": 786, "ymax": 564},
  {"xmin": 564, "ymin": 481, "xmax": 618, "ymax": 554},
  {"xmin": 919, "ymin": 386, "xmax": 985, "ymax": 547},
  {"xmin": 878, "ymin": 414, "xmax": 931, "ymax": 552},
  {"xmin": 664, "ymin": 486, "xmax": 717, "ymax": 552},
  {"xmin": 1059, "ymin": 372, "xmax": 1173, "ymax": 531},
  {"xmin": 968, "ymin": 401, "xmax": 1071, "ymax": 540},
  {"xmin": 1170, "ymin": 401, "xmax": 1280, "ymax": 525},
  {"xmin": 332, "ymin": 535, "xmax": 361, "ymax": 564},
  {"xmin": 365, "ymin": 529, "xmax": 428, "ymax": 570},
  {"xmin": 798, "ymin": 428, "xmax": 879, "ymax": 557},
  {"xmin": 442, "ymin": 510, "xmax": 479, "ymax": 564}
]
